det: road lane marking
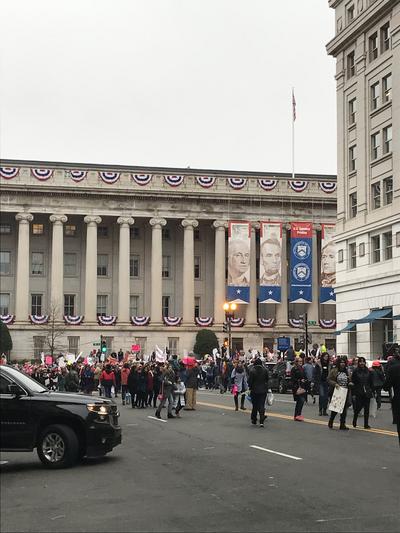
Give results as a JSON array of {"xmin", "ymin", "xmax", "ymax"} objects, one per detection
[
  {"xmin": 148, "ymin": 416, "xmax": 166, "ymax": 423},
  {"xmin": 198, "ymin": 391, "xmax": 293, "ymax": 403},
  {"xmin": 196, "ymin": 401, "xmax": 398, "ymax": 437},
  {"xmin": 250, "ymin": 445, "xmax": 302, "ymax": 461},
  {"xmin": 0, "ymin": 461, "xmax": 9, "ymax": 465}
]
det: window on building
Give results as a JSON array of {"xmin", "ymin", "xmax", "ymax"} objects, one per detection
[
  {"xmin": 383, "ymin": 125, "xmax": 392, "ymax": 154},
  {"xmin": 97, "ymin": 226, "xmax": 108, "ymax": 238},
  {"xmin": 383, "ymin": 231, "xmax": 392, "ymax": 260},
  {"xmin": 371, "ymin": 82, "xmax": 380, "ymax": 110},
  {"xmin": 64, "ymin": 294, "xmax": 75, "ymax": 316},
  {"xmin": 162, "ymin": 255, "xmax": 171, "ymax": 278},
  {"xmin": 369, "ymin": 32, "xmax": 378, "ymax": 61},
  {"xmin": 371, "ymin": 132, "xmax": 380, "ymax": 160},
  {"xmin": 338, "ymin": 249, "xmax": 344, "ymax": 263},
  {"xmin": 162, "ymin": 228, "xmax": 170, "ymax": 240},
  {"xmin": 382, "ymin": 74, "xmax": 392, "ymax": 103},
  {"xmin": 168, "ymin": 337, "xmax": 179, "ymax": 356},
  {"xmin": 96, "ymin": 295, "xmax": 108, "ymax": 316},
  {"xmin": 68, "ymin": 337, "xmax": 79, "ymax": 355},
  {"xmin": 0, "ymin": 293, "xmax": 10, "ymax": 315},
  {"xmin": 64, "ymin": 224, "xmax": 77, "ymax": 237},
  {"xmin": 130, "ymin": 295, "xmax": 139, "ymax": 316},
  {"xmin": 372, "ymin": 183, "xmax": 381, "ymax": 209},
  {"xmin": 383, "ymin": 177, "xmax": 393, "ymax": 205},
  {"xmin": 0, "ymin": 224, "xmax": 11, "ymax": 234},
  {"xmin": 346, "ymin": 4, "xmax": 354, "ymax": 24},
  {"xmin": 347, "ymin": 51, "xmax": 355, "ymax": 78},
  {"xmin": 32, "ymin": 224, "xmax": 44, "ymax": 235},
  {"xmin": 130, "ymin": 227, "xmax": 140, "ymax": 239},
  {"xmin": 31, "ymin": 252, "xmax": 44, "ymax": 275},
  {"xmin": 194, "ymin": 228, "xmax": 200, "ymax": 241},
  {"xmin": 371, "ymin": 235, "xmax": 380, "ymax": 263},
  {"xmin": 194, "ymin": 256, "xmax": 201, "ymax": 279},
  {"xmin": 33, "ymin": 336, "xmax": 45, "ymax": 358},
  {"xmin": 381, "ymin": 22, "xmax": 390, "ymax": 52},
  {"xmin": 349, "ymin": 243, "xmax": 357, "ymax": 269},
  {"xmin": 349, "ymin": 145, "xmax": 356, "ymax": 172},
  {"xmin": 359, "ymin": 242, "xmax": 365, "ymax": 257},
  {"xmin": 31, "ymin": 294, "xmax": 43, "ymax": 315},
  {"xmin": 97, "ymin": 254, "xmax": 108, "ymax": 276},
  {"xmin": 348, "ymin": 98, "xmax": 356, "ymax": 125},
  {"xmin": 0, "ymin": 251, "xmax": 11, "ymax": 275},
  {"xmin": 64, "ymin": 253, "xmax": 77, "ymax": 276},
  {"xmin": 162, "ymin": 296, "xmax": 170, "ymax": 317},
  {"xmin": 194, "ymin": 297, "xmax": 201, "ymax": 318},
  {"xmin": 349, "ymin": 192, "xmax": 357, "ymax": 218},
  {"xmin": 129, "ymin": 254, "xmax": 140, "ymax": 277}
]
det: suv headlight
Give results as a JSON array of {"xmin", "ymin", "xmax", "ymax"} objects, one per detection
[{"xmin": 86, "ymin": 403, "xmax": 110, "ymax": 415}]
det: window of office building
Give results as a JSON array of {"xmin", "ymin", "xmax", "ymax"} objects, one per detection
[
  {"xmin": 194, "ymin": 256, "xmax": 201, "ymax": 279},
  {"xmin": 348, "ymin": 98, "xmax": 356, "ymax": 125},
  {"xmin": 371, "ymin": 82, "xmax": 380, "ymax": 110},
  {"xmin": 64, "ymin": 294, "xmax": 75, "ymax": 316},
  {"xmin": 64, "ymin": 224, "xmax": 77, "ymax": 237},
  {"xmin": 383, "ymin": 231, "xmax": 392, "ymax": 260},
  {"xmin": 0, "ymin": 293, "xmax": 10, "ymax": 315},
  {"xmin": 96, "ymin": 295, "xmax": 108, "ymax": 316},
  {"xmin": 32, "ymin": 224, "xmax": 44, "ymax": 235},
  {"xmin": 162, "ymin": 255, "xmax": 171, "ymax": 278},
  {"xmin": 349, "ymin": 243, "xmax": 357, "ymax": 269},
  {"xmin": 168, "ymin": 337, "xmax": 179, "ymax": 356},
  {"xmin": 383, "ymin": 125, "xmax": 392, "ymax": 154},
  {"xmin": 31, "ymin": 252, "xmax": 44, "ymax": 275},
  {"xmin": 382, "ymin": 74, "xmax": 392, "ymax": 103},
  {"xmin": 64, "ymin": 253, "xmax": 77, "ymax": 276},
  {"xmin": 162, "ymin": 296, "xmax": 170, "ymax": 317},
  {"xmin": 383, "ymin": 177, "xmax": 393, "ymax": 205},
  {"xmin": 371, "ymin": 235, "xmax": 381, "ymax": 263},
  {"xmin": 349, "ymin": 192, "xmax": 357, "ymax": 218},
  {"xmin": 194, "ymin": 297, "xmax": 201, "ymax": 318},
  {"xmin": 371, "ymin": 132, "xmax": 380, "ymax": 160},
  {"xmin": 347, "ymin": 51, "xmax": 355, "ymax": 78},
  {"xmin": 381, "ymin": 22, "xmax": 390, "ymax": 52},
  {"xmin": 31, "ymin": 294, "xmax": 43, "ymax": 315},
  {"xmin": 0, "ymin": 224, "xmax": 11, "ymax": 234},
  {"xmin": 97, "ymin": 226, "xmax": 108, "ymax": 238},
  {"xmin": 0, "ymin": 251, "xmax": 11, "ymax": 275},
  {"xmin": 130, "ymin": 227, "xmax": 140, "ymax": 239},
  {"xmin": 372, "ymin": 183, "xmax": 381, "ymax": 209},
  {"xmin": 369, "ymin": 32, "xmax": 378, "ymax": 61},
  {"xmin": 346, "ymin": 4, "xmax": 354, "ymax": 24},
  {"xmin": 68, "ymin": 337, "xmax": 79, "ymax": 355},
  {"xmin": 162, "ymin": 228, "xmax": 170, "ymax": 240},
  {"xmin": 129, "ymin": 254, "xmax": 140, "ymax": 277},
  {"xmin": 349, "ymin": 145, "xmax": 356, "ymax": 172},
  {"xmin": 33, "ymin": 336, "xmax": 45, "ymax": 358},
  {"xmin": 97, "ymin": 254, "xmax": 108, "ymax": 276},
  {"xmin": 130, "ymin": 295, "xmax": 139, "ymax": 316}
]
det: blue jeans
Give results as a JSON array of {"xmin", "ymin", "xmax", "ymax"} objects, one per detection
[
  {"xmin": 155, "ymin": 388, "xmax": 174, "ymax": 416},
  {"xmin": 319, "ymin": 382, "xmax": 329, "ymax": 411},
  {"xmin": 294, "ymin": 394, "xmax": 306, "ymax": 417}
]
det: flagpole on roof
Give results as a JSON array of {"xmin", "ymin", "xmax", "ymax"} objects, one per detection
[{"xmin": 292, "ymin": 87, "xmax": 296, "ymax": 182}]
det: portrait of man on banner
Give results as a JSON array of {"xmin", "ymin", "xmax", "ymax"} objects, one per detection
[
  {"xmin": 260, "ymin": 235, "xmax": 282, "ymax": 286},
  {"xmin": 228, "ymin": 238, "xmax": 250, "ymax": 286},
  {"xmin": 321, "ymin": 240, "xmax": 336, "ymax": 287}
]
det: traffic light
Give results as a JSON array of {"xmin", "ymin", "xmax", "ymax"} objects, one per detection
[
  {"xmin": 101, "ymin": 336, "xmax": 107, "ymax": 354},
  {"xmin": 223, "ymin": 322, "xmax": 228, "ymax": 332}
]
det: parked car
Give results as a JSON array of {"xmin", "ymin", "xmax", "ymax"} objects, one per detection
[
  {"xmin": 0, "ymin": 365, "xmax": 121, "ymax": 468},
  {"xmin": 265, "ymin": 361, "xmax": 293, "ymax": 393}
]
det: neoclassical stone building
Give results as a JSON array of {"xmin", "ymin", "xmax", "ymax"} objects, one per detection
[{"xmin": 0, "ymin": 160, "xmax": 337, "ymax": 360}]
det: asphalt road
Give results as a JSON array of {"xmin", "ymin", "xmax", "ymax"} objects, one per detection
[{"xmin": 1, "ymin": 390, "xmax": 399, "ymax": 533}]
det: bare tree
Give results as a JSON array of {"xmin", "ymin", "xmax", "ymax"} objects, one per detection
[{"xmin": 39, "ymin": 302, "xmax": 67, "ymax": 358}]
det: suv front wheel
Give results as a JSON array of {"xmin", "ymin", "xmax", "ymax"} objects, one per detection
[{"xmin": 37, "ymin": 424, "xmax": 79, "ymax": 469}]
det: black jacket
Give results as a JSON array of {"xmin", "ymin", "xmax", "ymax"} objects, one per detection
[
  {"xmin": 351, "ymin": 367, "xmax": 373, "ymax": 397},
  {"xmin": 248, "ymin": 364, "xmax": 269, "ymax": 394},
  {"xmin": 383, "ymin": 358, "xmax": 400, "ymax": 417}
]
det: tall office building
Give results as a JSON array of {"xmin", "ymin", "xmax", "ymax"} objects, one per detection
[{"xmin": 327, "ymin": 0, "xmax": 400, "ymax": 358}]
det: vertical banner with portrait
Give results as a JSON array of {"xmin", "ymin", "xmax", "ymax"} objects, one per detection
[
  {"xmin": 289, "ymin": 222, "xmax": 313, "ymax": 303},
  {"xmin": 227, "ymin": 221, "xmax": 251, "ymax": 304},
  {"xmin": 259, "ymin": 221, "xmax": 282, "ymax": 303},
  {"xmin": 320, "ymin": 224, "xmax": 336, "ymax": 304}
]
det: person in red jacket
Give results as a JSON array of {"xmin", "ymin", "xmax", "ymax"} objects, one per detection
[
  {"xmin": 100, "ymin": 364, "xmax": 116, "ymax": 398},
  {"xmin": 120, "ymin": 363, "xmax": 131, "ymax": 405}
]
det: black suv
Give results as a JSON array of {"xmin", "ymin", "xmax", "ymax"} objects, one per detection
[{"xmin": 0, "ymin": 365, "xmax": 121, "ymax": 468}]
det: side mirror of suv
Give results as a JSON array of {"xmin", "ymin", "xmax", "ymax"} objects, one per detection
[{"xmin": 8, "ymin": 384, "xmax": 23, "ymax": 396}]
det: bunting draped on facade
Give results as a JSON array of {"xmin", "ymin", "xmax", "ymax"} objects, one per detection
[
  {"xmin": 69, "ymin": 170, "xmax": 87, "ymax": 182},
  {"xmin": 99, "ymin": 172, "xmax": 120, "ymax": 184},
  {"xmin": 196, "ymin": 176, "xmax": 216, "ymax": 188},
  {"xmin": 319, "ymin": 319, "xmax": 336, "ymax": 329},
  {"xmin": 31, "ymin": 168, "xmax": 53, "ymax": 181},
  {"xmin": 29, "ymin": 315, "xmax": 49, "ymax": 324},
  {"xmin": 227, "ymin": 221, "xmax": 251, "ymax": 304},
  {"xmin": 131, "ymin": 174, "xmax": 152, "ymax": 186},
  {"xmin": 288, "ymin": 180, "xmax": 308, "ymax": 192},
  {"xmin": 63, "ymin": 315, "xmax": 84, "ymax": 325},
  {"xmin": 288, "ymin": 318, "xmax": 303, "ymax": 328},
  {"xmin": 194, "ymin": 316, "xmax": 214, "ymax": 327},
  {"xmin": 163, "ymin": 316, "xmax": 182, "ymax": 326},
  {"xmin": 227, "ymin": 177, "xmax": 247, "ymax": 190},
  {"xmin": 97, "ymin": 315, "xmax": 117, "ymax": 325},
  {"xmin": 258, "ymin": 179, "xmax": 277, "ymax": 191},
  {"xmin": 320, "ymin": 224, "xmax": 336, "ymax": 304},
  {"xmin": 289, "ymin": 222, "xmax": 313, "ymax": 303},
  {"xmin": 0, "ymin": 167, "xmax": 19, "ymax": 179},
  {"xmin": 130, "ymin": 316, "xmax": 150, "ymax": 326},
  {"xmin": 257, "ymin": 318, "xmax": 275, "ymax": 327},
  {"xmin": 319, "ymin": 182, "xmax": 337, "ymax": 193},
  {"xmin": 230, "ymin": 317, "xmax": 245, "ymax": 327},
  {"xmin": 164, "ymin": 175, "xmax": 184, "ymax": 187},
  {"xmin": 0, "ymin": 314, "xmax": 15, "ymax": 324},
  {"xmin": 259, "ymin": 221, "xmax": 282, "ymax": 304}
]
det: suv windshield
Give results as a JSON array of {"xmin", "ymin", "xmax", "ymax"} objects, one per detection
[{"xmin": 1, "ymin": 366, "xmax": 48, "ymax": 394}]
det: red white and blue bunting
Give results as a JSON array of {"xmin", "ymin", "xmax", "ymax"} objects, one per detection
[
  {"xmin": 163, "ymin": 316, "xmax": 182, "ymax": 326},
  {"xmin": 196, "ymin": 176, "xmax": 216, "ymax": 188},
  {"xmin": 288, "ymin": 180, "xmax": 308, "ymax": 193},
  {"xmin": 288, "ymin": 318, "xmax": 302, "ymax": 328},
  {"xmin": 31, "ymin": 168, "xmax": 53, "ymax": 181},
  {"xmin": 227, "ymin": 177, "xmax": 247, "ymax": 190},
  {"xmin": 69, "ymin": 170, "xmax": 87, "ymax": 182},
  {"xmin": 130, "ymin": 316, "xmax": 150, "ymax": 326},
  {"xmin": 258, "ymin": 179, "xmax": 277, "ymax": 191},
  {"xmin": 319, "ymin": 319, "xmax": 336, "ymax": 329},
  {"xmin": 164, "ymin": 175, "xmax": 184, "ymax": 187},
  {"xmin": 97, "ymin": 315, "xmax": 117, "ymax": 326},
  {"xmin": 0, "ymin": 314, "xmax": 15, "ymax": 325},
  {"xmin": 99, "ymin": 172, "xmax": 120, "ymax": 184},
  {"xmin": 0, "ymin": 167, "xmax": 19, "ymax": 179},
  {"xmin": 131, "ymin": 174, "xmax": 152, "ymax": 186},
  {"xmin": 29, "ymin": 315, "xmax": 49, "ymax": 325},
  {"xmin": 195, "ymin": 316, "xmax": 214, "ymax": 327},
  {"xmin": 257, "ymin": 318, "xmax": 275, "ymax": 328},
  {"xmin": 63, "ymin": 315, "xmax": 84, "ymax": 325},
  {"xmin": 319, "ymin": 182, "xmax": 337, "ymax": 194},
  {"xmin": 230, "ymin": 317, "xmax": 245, "ymax": 327}
]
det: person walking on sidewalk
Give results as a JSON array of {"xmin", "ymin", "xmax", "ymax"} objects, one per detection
[
  {"xmin": 327, "ymin": 357, "xmax": 350, "ymax": 430},
  {"xmin": 155, "ymin": 364, "xmax": 176, "ymax": 420},
  {"xmin": 383, "ymin": 350, "xmax": 400, "ymax": 446},
  {"xmin": 247, "ymin": 357, "xmax": 269, "ymax": 427},
  {"xmin": 314, "ymin": 353, "xmax": 331, "ymax": 416},
  {"xmin": 231, "ymin": 362, "xmax": 248, "ymax": 411},
  {"xmin": 184, "ymin": 364, "xmax": 198, "ymax": 410},
  {"xmin": 291, "ymin": 357, "xmax": 309, "ymax": 421},
  {"xmin": 350, "ymin": 357, "xmax": 374, "ymax": 429}
]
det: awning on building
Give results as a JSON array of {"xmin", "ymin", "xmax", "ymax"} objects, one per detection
[
  {"xmin": 392, "ymin": 315, "xmax": 400, "ymax": 320},
  {"xmin": 351, "ymin": 308, "xmax": 392, "ymax": 324},
  {"xmin": 335, "ymin": 322, "xmax": 356, "ymax": 335}
]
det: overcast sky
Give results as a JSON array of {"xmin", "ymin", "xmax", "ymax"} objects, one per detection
[{"xmin": 0, "ymin": 0, "xmax": 337, "ymax": 175}]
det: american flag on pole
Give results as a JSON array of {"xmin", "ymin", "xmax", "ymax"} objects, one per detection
[{"xmin": 292, "ymin": 89, "xmax": 296, "ymax": 122}]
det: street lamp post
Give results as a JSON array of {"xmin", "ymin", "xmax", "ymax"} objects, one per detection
[{"xmin": 223, "ymin": 302, "xmax": 237, "ymax": 358}]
